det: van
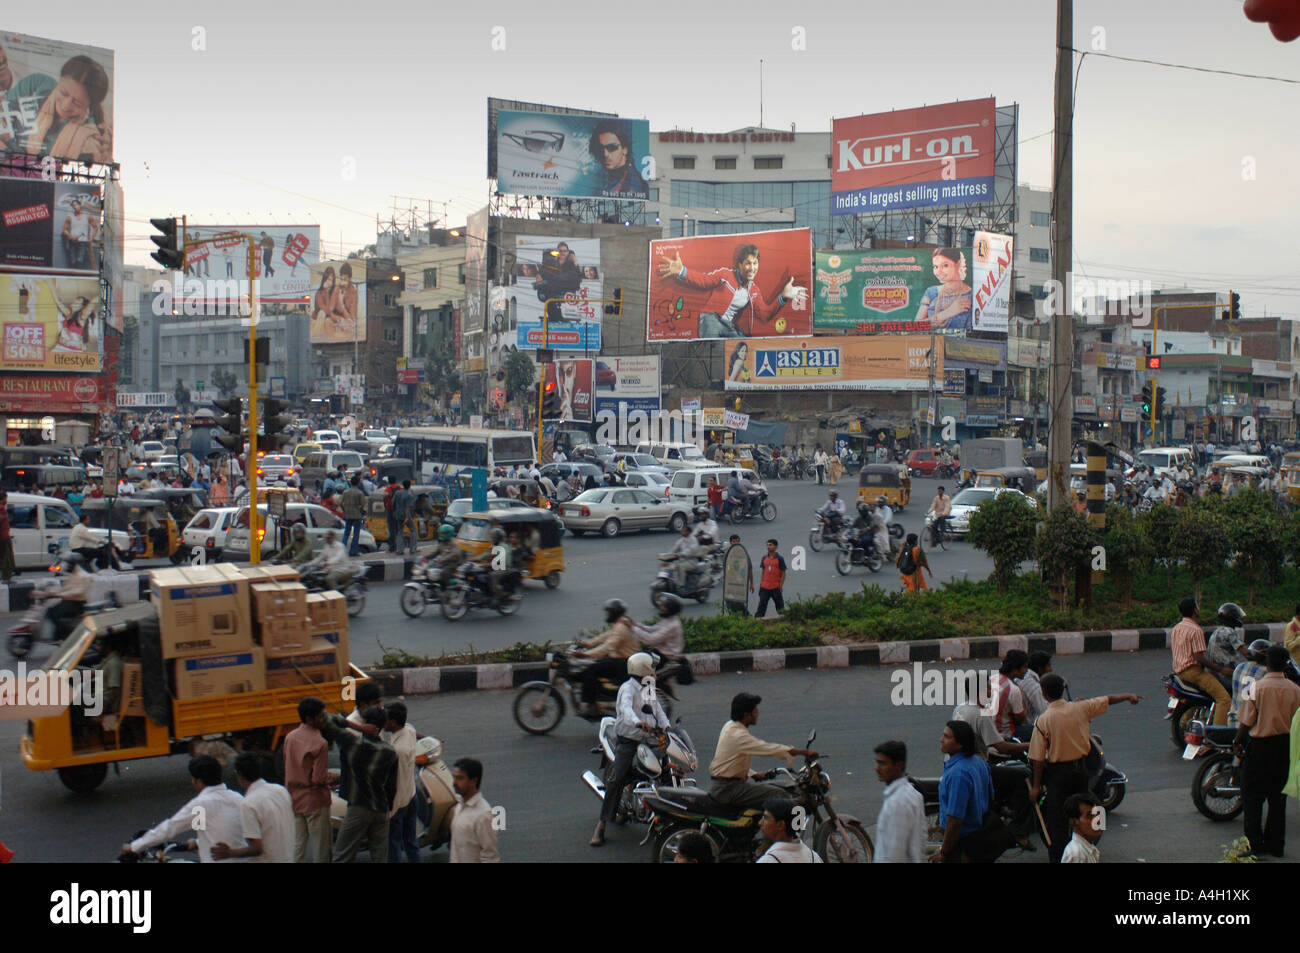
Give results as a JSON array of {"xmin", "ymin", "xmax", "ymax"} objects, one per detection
[
  {"xmin": 635, "ymin": 441, "xmax": 711, "ymax": 471},
  {"xmin": 1135, "ymin": 447, "xmax": 1195, "ymax": 478},
  {"xmin": 4, "ymin": 492, "xmax": 80, "ymax": 569},
  {"xmin": 299, "ymin": 450, "xmax": 368, "ymax": 492},
  {"xmin": 667, "ymin": 466, "xmax": 761, "ymax": 507},
  {"xmin": 2, "ymin": 464, "xmax": 85, "ymax": 494}
]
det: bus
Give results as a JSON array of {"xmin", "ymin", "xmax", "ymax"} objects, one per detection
[{"xmin": 394, "ymin": 427, "xmax": 536, "ymax": 481}]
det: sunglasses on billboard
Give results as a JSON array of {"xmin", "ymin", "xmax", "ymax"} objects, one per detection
[{"xmin": 504, "ymin": 130, "xmax": 565, "ymax": 154}]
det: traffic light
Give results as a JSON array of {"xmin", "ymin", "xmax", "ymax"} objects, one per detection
[
  {"xmin": 1222, "ymin": 290, "xmax": 1241, "ymax": 323},
  {"xmin": 1156, "ymin": 387, "xmax": 1167, "ymax": 419},
  {"xmin": 605, "ymin": 287, "xmax": 623, "ymax": 317},
  {"xmin": 261, "ymin": 398, "xmax": 292, "ymax": 451},
  {"xmin": 212, "ymin": 397, "xmax": 245, "ymax": 453},
  {"xmin": 542, "ymin": 366, "xmax": 561, "ymax": 418},
  {"xmin": 1145, "ymin": 356, "xmax": 1161, "ymax": 370},
  {"xmin": 1140, "ymin": 384, "xmax": 1152, "ymax": 416},
  {"xmin": 149, "ymin": 217, "xmax": 184, "ymax": 270}
]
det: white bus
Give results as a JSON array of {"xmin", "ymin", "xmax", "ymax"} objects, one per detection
[{"xmin": 394, "ymin": 427, "xmax": 537, "ymax": 481}]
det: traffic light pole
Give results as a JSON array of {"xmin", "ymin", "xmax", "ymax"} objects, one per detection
[
  {"xmin": 247, "ymin": 239, "xmax": 260, "ymax": 564},
  {"xmin": 535, "ymin": 296, "xmax": 623, "ymax": 462},
  {"xmin": 1147, "ymin": 303, "xmax": 1216, "ymax": 447}
]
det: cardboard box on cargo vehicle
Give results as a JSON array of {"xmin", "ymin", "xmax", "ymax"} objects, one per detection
[{"xmin": 150, "ymin": 566, "xmax": 253, "ymax": 659}]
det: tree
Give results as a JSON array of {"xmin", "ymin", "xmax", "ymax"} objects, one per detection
[
  {"xmin": 212, "ymin": 368, "xmax": 240, "ymax": 399},
  {"xmin": 503, "ymin": 350, "xmax": 535, "ymax": 405},
  {"xmin": 967, "ymin": 492, "xmax": 1038, "ymax": 592},
  {"xmin": 1170, "ymin": 498, "xmax": 1231, "ymax": 604},
  {"xmin": 1035, "ymin": 505, "xmax": 1098, "ymax": 610},
  {"xmin": 1100, "ymin": 503, "xmax": 1147, "ymax": 604},
  {"xmin": 1223, "ymin": 488, "xmax": 1285, "ymax": 607},
  {"xmin": 1137, "ymin": 504, "xmax": 1181, "ymax": 588},
  {"xmin": 423, "ymin": 349, "xmax": 461, "ymax": 410}
]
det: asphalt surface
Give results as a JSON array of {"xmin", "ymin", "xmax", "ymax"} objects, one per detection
[{"xmin": 0, "ymin": 644, "xmax": 1286, "ymax": 863}]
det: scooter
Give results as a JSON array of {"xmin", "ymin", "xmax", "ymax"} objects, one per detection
[
  {"xmin": 400, "ymin": 556, "xmax": 451, "ymax": 618},
  {"xmin": 7, "ymin": 581, "xmax": 119, "ymax": 659},
  {"xmin": 651, "ymin": 554, "xmax": 715, "ymax": 606},
  {"xmin": 581, "ymin": 716, "xmax": 699, "ymax": 824}
]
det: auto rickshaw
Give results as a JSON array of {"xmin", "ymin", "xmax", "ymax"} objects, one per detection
[
  {"xmin": 857, "ymin": 463, "xmax": 911, "ymax": 510},
  {"xmin": 1281, "ymin": 452, "xmax": 1300, "ymax": 504},
  {"xmin": 369, "ymin": 458, "xmax": 415, "ymax": 486},
  {"xmin": 82, "ymin": 497, "xmax": 181, "ymax": 562},
  {"xmin": 489, "ymin": 478, "xmax": 553, "ymax": 511},
  {"xmin": 1025, "ymin": 450, "xmax": 1048, "ymax": 484},
  {"xmin": 1221, "ymin": 465, "xmax": 1271, "ymax": 495},
  {"xmin": 136, "ymin": 487, "xmax": 209, "ymax": 527},
  {"xmin": 453, "ymin": 508, "xmax": 565, "ymax": 589},
  {"xmin": 365, "ymin": 484, "xmax": 450, "ymax": 546},
  {"xmin": 973, "ymin": 467, "xmax": 1039, "ymax": 493}
]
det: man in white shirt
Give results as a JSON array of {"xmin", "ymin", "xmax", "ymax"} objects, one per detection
[
  {"xmin": 1016, "ymin": 651, "xmax": 1053, "ymax": 733},
  {"xmin": 384, "ymin": 701, "xmax": 422, "ymax": 863},
  {"xmin": 304, "ymin": 529, "xmax": 350, "ymax": 590},
  {"xmin": 756, "ymin": 797, "xmax": 823, "ymax": 863},
  {"xmin": 528, "ymin": 462, "xmax": 542, "ymax": 481},
  {"xmin": 872, "ymin": 741, "xmax": 924, "ymax": 863},
  {"xmin": 122, "ymin": 756, "xmax": 247, "ymax": 863},
  {"xmin": 592, "ymin": 653, "xmax": 671, "ymax": 846},
  {"xmin": 553, "ymin": 448, "xmax": 567, "ymax": 464},
  {"xmin": 449, "ymin": 757, "xmax": 500, "ymax": 862},
  {"xmin": 212, "ymin": 752, "xmax": 294, "ymax": 863},
  {"xmin": 1060, "ymin": 792, "xmax": 1103, "ymax": 863}
]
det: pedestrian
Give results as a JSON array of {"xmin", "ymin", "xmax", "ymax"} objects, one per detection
[
  {"xmin": 1236, "ymin": 645, "xmax": 1300, "ymax": 858},
  {"xmin": 756, "ymin": 797, "xmax": 823, "ymax": 863},
  {"xmin": 707, "ymin": 477, "xmax": 724, "ymax": 520},
  {"xmin": 340, "ymin": 476, "xmax": 366, "ymax": 557},
  {"xmin": 755, "ymin": 538, "xmax": 786, "ymax": 618},
  {"xmin": 0, "ymin": 489, "xmax": 12, "ymax": 582},
  {"xmin": 873, "ymin": 740, "xmax": 924, "ymax": 863},
  {"xmin": 1016, "ymin": 651, "xmax": 1053, "ymax": 734},
  {"xmin": 1028, "ymin": 674, "xmax": 1141, "ymax": 863},
  {"xmin": 394, "ymin": 479, "xmax": 417, "ymax": 553},
  {"xmin": 449, "ymin": 758, "xmax": 500, "ymax": 863},
  {"xmin": 930, "ymin": 720, "xmax": 994, "ymax": 864},
  {"xmin": 212, "ymin": 752, "xmax": 295, "ymax": 863},
  {"xmin": 1060, "ymin": 792, "xmax": 1104, "ymax": 863},
  {"xmin": 897, "ymin": 533, "xmax": 931, "ymax": 593},
  {"xmin": 384, "ymin": 477, "xmax": 400, "ymax": 551},
  {"xmin": 813, "ymin": 445, "xmax": 828, "ymax": 485},
  {"xmin": 324, "ymin": 707, "xmax": 397, "ymax": 863},
  {"xmin": 993, "ymin": 651, "xmax": 1030, "ymax": 739},
  {"xmin": 1170, "ymin": 597, "xmax": 1231, "ymax": 725},
  {"xmin": 828, "ymin": 452, "xmax": 842, "ymax": 485},
  {"xmin": 283, "ymin": 697, "xmax": 333, "ymax": 863},
  {"xmin": 384, "ymin": 701, "xmax": 421, "ymax": 863}
]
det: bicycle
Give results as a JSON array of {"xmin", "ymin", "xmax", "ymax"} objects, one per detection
[{"xmin": 927, "ymin": 516, "xmax": 950, "ymax": 550}]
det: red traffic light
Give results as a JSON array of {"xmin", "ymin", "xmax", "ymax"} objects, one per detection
[
  {"xmin": 1146, "ymin": 356, "xmax": 1161, "ymax": 370},
  {"xmin": 544, "ymin": 380, "xmax": 556, "ymax": 392}
]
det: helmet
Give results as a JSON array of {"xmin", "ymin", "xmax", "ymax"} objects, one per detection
[
  {"xmin": 1217, "ymin": 603, "xmax": 1246, "ymax": 628},
  {"xmin": 604, "ymin": 598, "xmax": 627, "ymax": 622},
  {"xmin": 657, "ymin": 593, "xmax": 683, "ymax": 617},
  {"xmin": 292, "ymin": 523, "xmax": 307, "ymax": 538},
  {"xmin": 857, "ymin": 502, "xmax": 871, "ymax": 517},
  {"xmin": 876, "ymin": 496, "xmax": 886, "ymax": 506},
  {"xmin": 1246, "ymin": 639, "xmax": 1272, "ymax": 663},
  {"xmin": 694, "ymin": 505, "xmax": 711, "ymax": 520},
  {"xmin": 437, "ymin": 524, "xmax": 455, "ymax": 541},
  {"xmin": 627, "ymin": 652, "xmax": 655, "ymax": 679},
  {"xmin": 490, "ymin": 528, "xmax": 506, "ymax": 543},
  {"xmin": 828, "ymin": 490, "xmax": 838, "ymax": 498}
]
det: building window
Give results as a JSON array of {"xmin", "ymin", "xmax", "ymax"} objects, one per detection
[
  {"xmin": 939, "ymin": 225, "xmax": 954, "ymax": 246},
  {"xmin": 1029, "ymin": 247, "xmax": 1050, "ymax": 263},
  {"xmin": 458, "ymin": 264, "xmax": 466, "ymax": 284},
  {"xmin": 1031, "ymin": 211, "xmax": 1050, "ymax": 228},
  {"xmin": 753, "ymin": 156, "xmax": 783, "ymax": 170},
  {"xmin": 648, "ymin": 188, "xmax": 659, "ymax": 202},
  {"xmin": 670, "ymin": 219, "xmax": 684, "ymax": 238},
  {"xmin": 1030, "ymin": 285, "xmax": 1046, "ymax": 299},
  {"xmin": 961, "ymin": 228, "xmax": 976, "ymax": 246},
  {"xmin": 383, "ymin": 327, "xmax": 399, "ymax": 345},
  {"xmin": 714, "ymin": 157, "xmax": 737, "ymax": 170},
  {"xmin": 672, "ymin": 156, "xmax": 695, "ymax": 170},
  {"xmin": 422, "ymin": 268, "xmax": 437, "ymax": 289},
  {"xmin": 826, "ymin": 155, "xmax": 832, "ymax": 169}
]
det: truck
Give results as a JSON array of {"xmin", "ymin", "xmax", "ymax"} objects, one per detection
[{"xmin": 958, "ymin": 437, "xmax": 1024, "ymax": 474}]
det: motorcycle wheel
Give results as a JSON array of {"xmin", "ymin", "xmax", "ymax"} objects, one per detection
[
  {"xmin": 761, "ymin": 502, "xmax": 777, "ymax": 521},
  {"xmin": 497, "ymin": 593, "xmax": 522, "ymax": 616},
  {"xmin": 867, "ymin": 552, "xmax": 884, "ymax": 573},
  {"xmin": 834, "ymin": 549, "xmax": 853, "ymax": 576},
  {"xmin": 695, "ymin": 586, "xmax": 709, "ymax": 604},
  {"xmin": 8, "ymin": 631, "xmax": 33, "ymax": 659},
  {"xmin": 728, "ymin": 506, "xmax": 745, "ymax": 525},
  {"xmin": 399, "ymin": 585, "xmax": 426, "ymax": 618},
  {"xmin": 1191, "ymin": 751, "xmax": 1243, "ymax": 821},
  {"xmin": 1097, "ymin": 779, "xmax": 1125, "ymax": 813},
  {"xmin": 814, "ymin": 819, "xmax": 874, "ymax": 863},
  {"xmin": 512, "ymin": 683, "xmax": 563, "ymax": 735},
  {"xmin": 346, "ymin": 584, "xmax": 366, "ymax": 617},
  {"xmin": 653, "ymin": 824, "xmax": 719, "ymax": 863},
  {"xmin": 441, "ymin": 589, "xmax": 468, "ymax": 621},
  {"xmin": 809, "ymin": 529, "xmax": 824, "ymax": 553},
  {"xmin": 1172, "ymin": 703, "xmax": 1211, "ymax": 749}
]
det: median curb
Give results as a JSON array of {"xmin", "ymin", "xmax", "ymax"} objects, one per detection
[{"xmin": 366, "ymin": 621, "xmax": 1290, "ymax": 697}]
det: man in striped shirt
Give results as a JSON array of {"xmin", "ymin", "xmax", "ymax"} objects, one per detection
[{"xmin": 1170, "ymin": 598, "xmax": 1231, "ymax": 725}]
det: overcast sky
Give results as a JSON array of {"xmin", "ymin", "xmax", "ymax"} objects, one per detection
[{"xmin": 11, "ymin": 0, "xmax": 1299, "ymax": 317}]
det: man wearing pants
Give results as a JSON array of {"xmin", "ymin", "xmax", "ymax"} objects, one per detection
[
  {"xmin": 709, "ymin": 692, "xmax": 818, "ymax": 811},
  {"xmin": 283, "ymin": 697, "xmax": 333, "ymax": 863},
  {"xmin": 1170, "ymin": 598, "xmax": 1231, "ymax": 725},
  {"xmin": 1236, "ymin": 645, "xmax": 1300, "ymax": 857},
  {"xmin": 813, "ymin": 446, "xmax": 828, "ymax": 485},
  {"xmin": 340, "ymin": 476, "xmax": 366, "ymax": 557},
  {"xmin": 323, "ymin": 708, "xmax": 397, "ymax": 863},
  {"xmin": 591, "ymin": 653, "xmax": 667, "ymax": 847},
  {"xmin": 1029, "ymin": 674, "xmax": 1140, "ymax": 862},
  {"xmin": 755, "ymin": 539, "xmax": 786, "ymax": 618}
]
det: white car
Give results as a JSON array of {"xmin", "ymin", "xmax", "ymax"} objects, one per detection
[
  {"xmin": 137, "ymin": 441, "xmax": 166, "ymax": 462},
  {"xmin": 221, "ymin": 502, "xmax": 376, "ymax": 562},
  {"xmin": 181, "ymin": 506, "xmax": 242, "ymax": 560},
  {"xmin": 924, "ymin": 486, "xmax": 1038, "ymax": 539},
  {"xmin": 314, "ymin": 430, "xmax": 341, "ymax": 445},
  {"xmin": 362, "ymin": 429, "xmax": 391, "ymax": 444}
]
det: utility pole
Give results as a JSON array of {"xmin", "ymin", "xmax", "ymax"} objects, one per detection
[{"xmin": 1047, "ymin": 0, "xmax": 1074, "ymax": 511}]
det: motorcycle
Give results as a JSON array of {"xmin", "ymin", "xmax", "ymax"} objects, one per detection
[
  {"xmin": 581, "ymin": 716, "xmax": 699, "ymax": 824},
  {"xmin": 834, "ymin": 531, "xmax": 885, "ymax": 575},
  {"xmin": 727, "ymin": 489, "xmax": 777, "ymax": 524},
  {"xmin": 1163, "ymin": 672, "xmax": 1217, "ymax": 749},
  {"xmin": 1181, "ymin": 718, "xmax": 1243, "ymax": 822},
  {"xmin": 440, "ymin": 562, "xmax": 523, "ymax": 620},
  {"xmin": 302, "ymin": 563, "xmax": 368, "ymax": 617},
  {"xmin": 808, "ymin": 511, "xmax": 844, "ymax": 553},
  {"xmin": 7, "ymin": 581, "xmax": 119, "ymax": 659},
  {"xmin": 936, "ymin": 461, "xmax": 960, "ymax": 480},
  {"xmin": 331, "ymin": 736, "xmax": 459, "ymax": 853},
  {"xmin": 651, "ymin": 553, "xmax": 715, "ymax": 606},
  {"xmin": 400, "ymin": 556, "xmax": 452, "ymax": 617},
  {"xmin": 512, "ymin": 645, "xmax": 687, "ymax": 735},
  {"xmin": 119, "ymin": 831, "xmax": 196, "ymax": 863},
  {"xmin": 641, "ymin": 730, "xmax": 873, "ymax": 863}
]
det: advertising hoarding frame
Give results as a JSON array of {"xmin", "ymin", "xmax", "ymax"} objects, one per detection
[
  {"xmin": 495, "ymin": 109, "xmax": 651, "ymax": 201},
  {"xmin": 308, "ymin": 257, "xmax": 367, "ymax": 345},
  {"xmin": 0, "ymin": 30, "xmax": 116, "ymax": 164},
  {"xmin": 723, "ymin": 335, "xmax": 942, "ymax": 391}
]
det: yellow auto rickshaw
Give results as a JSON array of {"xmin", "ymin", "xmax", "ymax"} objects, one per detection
[
  {"xmin": 82, "ymin": 497, "xmax": 182, "ymax": 563},
  {"xmin": 489, "ymin": 478, "xmax": 554, "ymax": 512},
  {"xmin": 1025, "ymin": 450, "xmax": 1048, "ymax": 484},
  {"xmin": 454, "ymin": 508, "xmax": 565, "ymax": 589},
  {"xmin": 365, "ymin": 484, "xmax": 450, "ymax": 546},
  {"xmin": 973, "ymin": 467, "xmax": 1039, "ymax": 493},
  {"xmin": 1282, "ymin": 452, "xmax": 1300, "ymax": 504},
  {"xmin": 857, "ymin": 463, "xmax": 911, "ymax": 510}
]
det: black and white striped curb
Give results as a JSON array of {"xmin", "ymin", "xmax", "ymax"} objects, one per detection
[
  {"xmin": 365, "ymin": 622, "xmax": 1290, "ymax": 697},
  {"xmin": 0, "ymin": 552, "xmax": 423, "ymax": 613}
]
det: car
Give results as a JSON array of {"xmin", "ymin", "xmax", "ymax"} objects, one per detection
[
  {"xmin": 384, "ymin": 427, "xmax": 400, "ymax": 440},
  {"xmin": 181, "ymin": 506, "xmax": 241, "ymax": 559},
  {"xmin": 540, "ymin": 462, "xmax": 604, "ymax": 487},
  {"xmin": 256, "ymin": 454, "xmax": 297, "ymax": 483},
  {"xmin": 441, "ymin": 496, "xmax": 532, "ymax": 531},
  {"xmin": 595, "ymin": 361, "xmax": 616, "ymax": 389},
  {"xmin": 299, "ymin": 450, "xmax": 368, "ymax": 491},
  {"xmin": 156, "ymin": 454, "xmax": 180, "ymax": 470},
  {"xmin": 622, "ymin": 470, "xmax": 671, "ymax": 494},
  {"xmin": 3, "ymin": 492, "xmax": 81, "ymax": 568},
  {"xmin": 293, "ymin": 442, "xmax": 323, "ymax": 465},
  {"xmin": 314, "ymin": 429, "xmax": 341, "ymax": 445},
  {"xmin": 125, "ymin": 462, "xmax": 150, "ymax": 483},
  {"xmin": 375, "ymin": 443, "xmax": 399, "ymax": 459},
  {"xmin": 610, "ymin": 452, "xmax": 670, "ymax": 477},
  {"xmin": 557, "ymin": 488, "xmax": 692, "ymax": 537},
  {"xmin": 362, "ymin": 429, "xmax": 391, "ymax": 445},
  {"xmin": 635, "ymin": 441, "xmax": 711, "ymax": 471},
  {"xmin": 924, "ymin": 486, "xmax": 1038, "ymax": 539},
  {"xmin": 906, "ymin": 449, "xmax": 939, "ymax": 476},
  {"xmin": 221, "ymin": 502, "xmax": 376, "ymax": 561},
  {"xmin": 571, "ymin": 444, "xmax": 617, "ymax": 470},
  {"xmin": 137, "ymin": 441, "xmax": 166, "ymax": 462},
  {"xmin": 317, "ymin": 440, "xmax": 342, "ymax": 452}
]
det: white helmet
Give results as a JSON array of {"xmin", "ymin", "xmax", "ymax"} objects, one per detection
[{"xmin": 627, "ymin": 652, "xmax": 655, "ymax": 679}]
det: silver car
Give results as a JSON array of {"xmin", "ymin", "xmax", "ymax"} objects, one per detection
[
  {"xmin": 924, "ymin": 486, "xmax": 1038, "ymax": 539},
  {"xmin": 559, "ymin": 488, "xmax": 691, "ymax": 538}
]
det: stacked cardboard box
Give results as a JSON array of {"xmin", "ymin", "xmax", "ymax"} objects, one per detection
[
  {"xmin": 304, "ymin": 592, "xmax": 349, "ymax": 673},
  {"xmin": 175, "ymin": 647, "xmax": 267, "ymax": 699},
  {"xmin": 150, "ymin": 566, "xmax": 253, "ymax": 659},
  {"xmin": 251, "ymin": 581, "xmax": 311, "ymax": 655},
  {"xmin": 264, "ymin": 640, "xmax": 341, "ymax": 689}
]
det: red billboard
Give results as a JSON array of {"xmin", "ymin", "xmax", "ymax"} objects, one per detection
[
  {"xmin": 831, "ymin": 99, "xmax": 996, "ymax": 215},
  {"xmin": 0, "ymin": 374, "xmax": 104, "ymax": 412},
  {"xmin": 646, "ymin": 228, "xmax": 812, "ymax": 342}
]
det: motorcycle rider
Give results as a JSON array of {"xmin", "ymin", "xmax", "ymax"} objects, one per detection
[
  {"xmin": 1231, "ymin": 639, "xmax": 1271, "ymax": 726},
  {"xmin": 708, "ymin": 692, "xmax": 819, "ymax": 812},
  {"xmin": 874, "ymin": 495, "xmax": 894, "ymax": 529},
  {"xmin": 725, "ymin": 470, "xmax": 744, "ymax": 520},
  {"xmin": 849, "ymin": 503, "xmax": 876, "ymax": 555},
  {"xmin": 693, "ymin": 505, "xmax": 719, "ymax": 548},
  {"xmin": 46, "ymin": 553, "xmax": 91, "ymax": 637},
  {"xmin": 1206, "ymin": 603, "xmax": 1251, "ymax": 693},
  {"xmin": 274, "ymin": 522, "xmax": 315, "ymax": 566},
  {"xmin": 631, "ymin": 592, "xmax": 692, "ymax": 683},
  {"xmin": 425, "ymin": 523, "xmax": 464, "ymax": 590},
  {"xmin": 665, "ymin": 522, "xmax": 704, "ymax": 592},
  {"xmin": 590, "ymin": 652, "xmax": 669, "ymax": 847},
  {"xmin": 303, "ymin": 529, "xmax": 350, "ymax": 591},
  {"xmin": 470, "ymin": 527, "xmax": 512, "ymax": 602},
  {"xmin": 816, "ymin": 489, "xmax": 847, "ymax": 538},
  {"xmin": 869, "ymin": 501, "xmax": 891, "ymax": 560},
  {"xmin": 576, "ymin": 598, "xmax": 640, "ymax": 715},
  {"xmin": 927, "ymin": 486, "xmax": 952, "ymax": 540}
]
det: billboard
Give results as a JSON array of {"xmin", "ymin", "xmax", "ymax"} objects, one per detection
[
  {"xmin": 723, "ymin": 335, "xmax": 941, "ymax": 391},
  {"xmin": 308, "ymin": 258, "xmax": 366, "ymax": 344},
  {"xmin": 464, "ymin": 208, "xmax": 488, "ymax": 335},
  {"xmin": 185, "ymin": 226, "xmax": 319, "ymax": 303},
  {"xmin": 971, "ymin": 230, "xmax": 1013, "ymax": 333},
  {"xmin": 513, "ymin": 235, "xmax": 601, "ymax": 351},
  {"xmin": 0, "ymin": 31, "xmax": 115, "ymax": 163},
  {"xmin": 101, "ymin": 178, "xmax": 124, "ymax": 332},
  {"xmin": 496, "ymin": 110, "xmax": 650, "ymax": 200},
  {"xmin": 647, "ymin": 228, "xmax": 812, "ymax": 342},
  {"xmin": 0, "ymin": 373, "xmax": 103, "ymax": 412},
  {"xmin": 0, "ymin": 177, "xmax": 102, "ymax": 273},
  {"xmin": 2, "ymin": 273, "xmax": 102, "ymax": 371},
  {"xmin": 594, "ymin": 354, "xmax": 661, "ymax": 416},
  {"xmin": 831, "ymin": 99, "xmax": 996, "ymax": 215},
  {"xmin": 543, "ymin": 358, "xmax": 594, "ymax": 423},
  {"xmin": 814, "ymin": 247, "xmax": 974, "ymax": 332}
]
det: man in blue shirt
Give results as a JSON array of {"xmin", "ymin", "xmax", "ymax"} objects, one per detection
[{"xmin": 932, "ymin": 720, "xmax": 993, "ymax": 863}]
